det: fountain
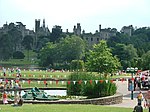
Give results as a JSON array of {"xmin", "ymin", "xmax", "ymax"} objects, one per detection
[{"xmin": 22, "ymin": 87, "xmax": 59, "ymax": 101}]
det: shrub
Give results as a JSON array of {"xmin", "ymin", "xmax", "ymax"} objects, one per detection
[
  {"xmin": 70, "ymin": 60, "xmax": 84, "ymax": 71},
  {"xmin": 67, "ymin": 72, "xmax": 117, "ymax": 98},
  {"xmin": 13, "ymin": 51, "xmax": 25, "ymax": 59}
]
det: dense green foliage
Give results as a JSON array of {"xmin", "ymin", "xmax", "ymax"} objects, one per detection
[
  {"xmin": 86, "ymin": 40, "xmax": 120, "ymax": 74},
  {"xmin": 0, "ymin": 24, "xmax": 150, "ymax": 71},
  {"xmin": 141, "ymin": 51, "xmax": 150, "ymax": 70},
  {"xmin": 70, "ymin": 60, "xmax": 84, "ymax": 71},
  {"xmin": 13, "ymin": 51, "xmax": 25, "ymax": 59},
  {"xmin": 38, "ymin": 35, "xmax": 86, "ymax": 69},
  {"xmin": 107, "ymin": 27, "xmax": 150, "ymax": 70},
  {"xmin": 67, "ymin": 72, "xmax": 117, "ymax": 98},
  {"xmin": 0, "ymin": 34, "xmax": 13, "ymax": 60}
]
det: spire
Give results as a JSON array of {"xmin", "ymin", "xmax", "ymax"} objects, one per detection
[{"xmin": 43, "ymin": 19, "xmax": 45, "ymax": 28}]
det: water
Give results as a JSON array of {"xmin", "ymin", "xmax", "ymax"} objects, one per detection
[
  {"xmin": 44, "ymin": 90, "xmax": 67, "ymax": 96},
  {"xmin": 20, "ymin": 90, "xmax": 67, "ymax": 96}
]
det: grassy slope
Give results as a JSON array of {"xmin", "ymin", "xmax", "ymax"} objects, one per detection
[{"xmin": 0, "ymin": 104, "xmax": 146, "ymax": 112}]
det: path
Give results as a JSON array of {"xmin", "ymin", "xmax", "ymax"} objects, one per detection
[{"xmin": 108, "ymin": 81, "xmax": 147, "ymax": 108}]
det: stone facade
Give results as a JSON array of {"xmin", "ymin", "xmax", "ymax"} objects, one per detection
[
  {"xmin": 35, "ymin": 19, "xmax": 50, "ymax": 36},
  {"xmin": 0, "ymin": 22, "xmax": 35, "ymax": 51},
  {"xmin": 121, "ymin": 25, "xmax": 133, "ymax": 36},
  {"xmin": 73, "ymin": 23, "xmax": 117, "ymax": 48}
]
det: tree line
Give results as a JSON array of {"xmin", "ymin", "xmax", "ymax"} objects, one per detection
[
  {"xmin": 107, "ymin": 27, "xmax": 150, "ymax": 70},
  {"xmin": 0, "ymin": 25, "xmax": 150, "ymax": 71}
]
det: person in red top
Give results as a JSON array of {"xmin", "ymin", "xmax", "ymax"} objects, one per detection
[{"xmin": 3, "ymin": 92, "xmax": 8, "ymax": 104}]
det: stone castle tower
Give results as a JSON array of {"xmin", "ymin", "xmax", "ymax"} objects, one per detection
[
  {"xmin": 73, "ymin": 23, "xmax": 81, "ymax": 36},
  {"xmin": 35, "ymin": 19, "xmax": 40, "ymax": 33}
]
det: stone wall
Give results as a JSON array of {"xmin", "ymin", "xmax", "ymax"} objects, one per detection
[{"xmin": 2, "ymin": 93, "xmax": 122, "ymax": 105}]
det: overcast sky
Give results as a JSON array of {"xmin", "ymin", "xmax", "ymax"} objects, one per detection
[{"xmin": 0, "ymin": 0, "xmax": 150, "ymax": 33}]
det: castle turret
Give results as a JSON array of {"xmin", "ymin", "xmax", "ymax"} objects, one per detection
[
  {"xmin": 76, "ymin": 23, "xmax": 81, "ymax": 36},
  {"xmin": 35, "ymin": 19, "xmax": 40, "ymax": 33},
  {"xmin": 73, "ymin": 25, "xmax": 77, "ymax": 35},
  {"xmin": 66, "ymin": 29, "xmax": 68, "ymax": 33},
  {"xmin": 99, "ymin": 24, "xmax": 101, "ymax": 32},
  {"xmin": 43, "ymin": 19, "xmax": 45, "ymax": 28}
]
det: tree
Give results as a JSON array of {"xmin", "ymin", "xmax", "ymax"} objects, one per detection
[
  {"xmin": 38, "ymin": 42, "xmax": 56, "ymax": 67},
  {"xmin": 38, "ymin": 35, "xmax": 86, "ymax": 69},
  {"xmin": 8, "ymin": 27, "xmax": 22, "ymax": 51},
  {"xmin": 70, "ymin": 60, "xmax": 84, "ymax": 71},
  {"xmin": 36, "ymin": 36, "xmax": 50, "ymax": 51},
  {"xmin": 22, "ymin": 35, "xmax": 33, "ymax": 60},
  {"xmin": 13, "ymin": 51, "xmax": 25, "ymax": 59},
  {"xmin": 0, "ymin": 33, "xmax": 13, "ymax": 60},
  {"xmin": 85, "ymin": 40, "xmax": 120, "ymax": 74},
  {"xmin": 141, "ymin": 50, "xmax": 150, "ymax": 70},
  {"xmin": 112, "ymin": 43, "xmax": 138, "ymax": 69},
  {"xmin": 56, "ymin": 35, "xmax": 86, "ymax": 63}
]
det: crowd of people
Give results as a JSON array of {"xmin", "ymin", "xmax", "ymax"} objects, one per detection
[{"xmin": 0, "ymin": 67, "xmax": 23, "ymax": 106}]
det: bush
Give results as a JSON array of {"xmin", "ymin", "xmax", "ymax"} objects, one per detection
[
  {"xmin": 67, "ymin": 72, "xmax": 117, "ymax": 98},
  {"xmin": 13, "ymin": 51, "xmax": 25, "ymax": 59},
  {"xmin": 70, "ymin": 60, "xmax": 84, "ymax": 71}
]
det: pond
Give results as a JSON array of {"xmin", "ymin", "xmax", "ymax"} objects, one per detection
[
  {"xmin": 44, "ymin": 90, "xmax": 67, "ymax": 96},
  {"xmin": 20, "ymin": 90, "xmax": 67, "ymax": 96}
]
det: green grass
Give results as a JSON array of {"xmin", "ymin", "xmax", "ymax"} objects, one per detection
[
  {"xmin": 0, "ymin": 50, "xmax": 38, "ymax": 65},
  {"xmin": 0, "ymin": 104, "xmax": 147, "ymax": 112},
  {"xmin": 0, "ymin": 70, "xmax": 71, "ymax": 78},
  {"xmin": 0, "ymin": 70, "xmax": 131, "ymax": 88},
  {"xmin": 0, "ymin": 59, "xmax": 34, "ymax": 65},
  {"xmin": 0, "ymin": 70, "xmax": 70, "ymax": 88}
]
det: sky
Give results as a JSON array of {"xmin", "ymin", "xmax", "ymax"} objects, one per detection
[{"xmin": 0, "ymin": 0, "xmax": 150, "ymax": 33}]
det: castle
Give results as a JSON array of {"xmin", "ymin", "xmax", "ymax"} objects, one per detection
[
  {"xmin": 0, "ymin": 19, "xmax": 133, "ymax": 50},
  {"xmin": 72, "ymin": 23, "xmax": 132, "ymax": 47}
]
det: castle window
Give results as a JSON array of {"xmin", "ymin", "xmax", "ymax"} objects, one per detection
[
  {"xmin": 91, "ymin": 38, "xmax": 93, "ymax": 41},
  {"xmin": 97, "ymin": 38, "xmax": 99, "ymax": 41},
  {"xmin": 86, "ymin": 38, "xmax": 88, "ymax": 40}
]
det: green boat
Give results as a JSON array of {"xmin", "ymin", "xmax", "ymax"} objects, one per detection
[{"xmin": 22, "ymin": 87, "xmax": 59, "ymax": 101}]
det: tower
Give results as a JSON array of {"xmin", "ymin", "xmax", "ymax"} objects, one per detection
[
  {"xmin": 35, "ymin": 19, "xmax": 40, "ymax": 33},
  {"xmin": 73, "ymin": 25, "xmax": 77, "ymax": 35},
  {"xmin": 43, "ymin": 19, "xmax": 45, "ymax": 28},
  {"xmin": 76, "ymin": 23, "xmax": 81, "ymax": 36},
  {"xmin": 34, "ymin": 19, "xmax": 40, "ymax": 49},
  {"xmin": 99, "ymin": 24, "xmax": 101, "ymax": 32}
]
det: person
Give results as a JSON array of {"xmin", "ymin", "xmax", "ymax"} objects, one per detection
[
  {"xmin": 133, "ymin": 103, "xmax": 143, "ymax": 112},
  {"xmin": 12, "ymin": 97, "xmax": 23, "ymax": 107},
  {"xmin": 17, "ymin": 98, "xmax": 23, "ymax": 106},
  {"xmin": 2, "ymin": 67, "xmax": 6, "ymax": 77},
  {"xmin": 18, "ymin": 83, "xmax": 22, "ymax": 98},
  {"xmin": 137, "ymin": 91, "xmax": 144, "ymax": 105},
  {"xmin": 144, "ymin": 90, "xmax": 150, "ymax": 112},
  {"xmin": 3, "ymin": 92, "xmax": 8, "ymax": 104}
]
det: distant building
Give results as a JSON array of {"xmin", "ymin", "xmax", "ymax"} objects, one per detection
[
  {"xmin": 35, "ymin": 19, "xmax": 50, "ymax": 36},
  {"xmin": 0, "ymin": 20, "xmax": 135, "ymax": 50},
  {"xmin": 73, "ymin": 23, "xmax": 81, "ymax": 36},
  {"xmin": 73, "ymin": 23, "xmax": 117, "ymax": 47},
  {"xmin": 0, "ymin": 21, "xmax": 35, "ymax": 51},
  {"xmin": 121, "ymin": 25, "xmax": 133, "ymax": 36},
  {"xmin": 34, "ymin": 19, "xmax": 50, "ymax": 47}
]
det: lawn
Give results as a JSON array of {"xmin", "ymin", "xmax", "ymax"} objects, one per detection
[
  {"xmin": 0, "ymin": 69, "xmax": 131, "ymax": 88},
  {"xmin": 0, "ymin": 104, "xmax": 147, "ymax": 112},
  {"xmin": 0, "ymin": 70, "xmax": 71, "ymax": 79}
]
